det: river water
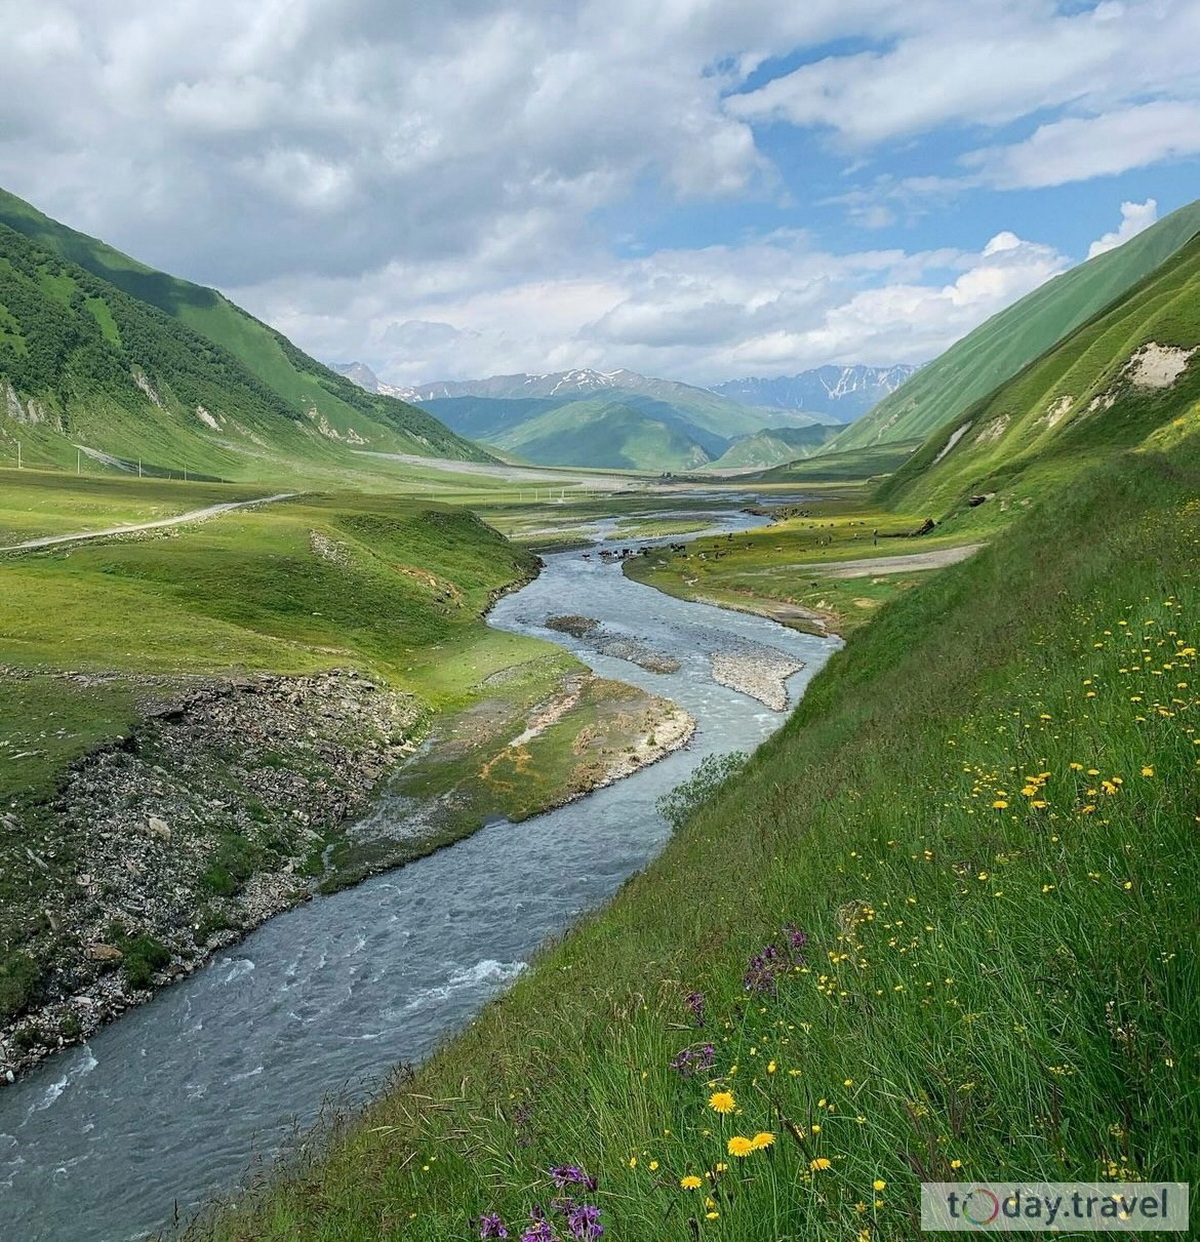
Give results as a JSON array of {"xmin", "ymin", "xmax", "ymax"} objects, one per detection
[{"xmin": 0, "ymin": 512, "xmax": 839, "ymax": 1242}]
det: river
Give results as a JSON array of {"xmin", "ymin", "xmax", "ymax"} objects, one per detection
[{"xmin": 0, "ymin": 511, "xmax": 839, "ymax": 1242}]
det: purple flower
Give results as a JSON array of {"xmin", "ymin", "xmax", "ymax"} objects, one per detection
[
  {"xmin": 549, "ymin": 1165, "xmax": 598, "ymax": 1192},
  {"xmin": 670, "ymin": 1042, "xmax": 716, "ymax": 1076},
  {"xmin": 784, "ymin": 924, "xmax": 809, "ymax": 953},
  {"xmin": 684, "ymin": 990, "xmax": 706, "ymax": 1026},
  {"xmin": 566, "ymin": 1203, "xmax": 604, "ymax": 1239},
  {"xmin": 521, "ymin": 1212, "xmax": 559, "ymax": 1242},
  {"xmin": 479, "ymin": 1213, "xmax": 509, "ymax": 1239}
]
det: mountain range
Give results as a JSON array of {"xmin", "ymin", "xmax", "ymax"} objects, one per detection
[
  {"xmin": 710, "ymin": 364, "xmax": 919, "ymax": 421},
  {"xmin": 0, "ymin": 188, "xmax": 489, "ymax": 480},
  {"xmin": 335, "ymin": 364, "xmax": 895, "ymax": 472}
]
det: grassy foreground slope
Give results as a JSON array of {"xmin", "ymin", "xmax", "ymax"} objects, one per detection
[
  {"xmin": 196, "ymin": 437, "xmax": 1199, "ymax": 1238},
  {"xmin": 0, "ymin": 187, "xmax": 489, "ymax": 477},
  {"xmin": 879, "ymin": 233, "xmax": 1200, "ymax": 525},
  {"xmin": 829, "ymin": 197, "xmax": 1200, "ymax": 452}
]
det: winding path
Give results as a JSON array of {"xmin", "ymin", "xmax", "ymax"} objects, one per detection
[{"xmin": 0, "ymin": 493, "xmax": 299, "ymax": 552}]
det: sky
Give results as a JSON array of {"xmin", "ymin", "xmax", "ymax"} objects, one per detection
[{"xmin": 2, "ymin": 0, "xmax": 1199, "ymax": 387}]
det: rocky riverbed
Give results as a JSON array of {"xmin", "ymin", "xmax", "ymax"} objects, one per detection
[
  {"xmin": 710, "ymin": 645, "xmax": 805, "ymax": 711},
  {"xmin": 0, "ymin": 669, "xmax": 421, "ymax": 1083}
]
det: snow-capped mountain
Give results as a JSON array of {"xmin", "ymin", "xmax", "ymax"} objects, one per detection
[{"xmin": 710, "ymin": 364, "xmax": 920, "ymax": 422}]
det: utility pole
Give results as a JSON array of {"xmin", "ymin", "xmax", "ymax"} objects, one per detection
[
  {"xmin": 76, "ymin": 448, "xmax": 81, "ymax": 475},
  {"xmin": 15, "ymin": 442, "xmax": 20, "ymax": 469},
  {"xmin": 138, "ymin": 458, "xmax": 142, "ymax": 478}
]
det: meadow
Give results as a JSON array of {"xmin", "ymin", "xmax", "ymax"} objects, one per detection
[{"xmin": 190, "ymin": 432, "xmax": 1200, "ymax": 1240}]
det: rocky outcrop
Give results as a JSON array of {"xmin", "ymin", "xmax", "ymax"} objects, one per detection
[{"xmin": 0, "ymin": 669, "xmax": 420, "ymax": 1082}]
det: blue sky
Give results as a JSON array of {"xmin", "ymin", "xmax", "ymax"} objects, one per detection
[{"xmin": 1, "ymin": 0, "xmax": 1199, "ymax": 385}]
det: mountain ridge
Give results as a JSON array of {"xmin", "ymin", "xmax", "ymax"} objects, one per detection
[
  {"xmin": 828, "ymin": 197, "xmax": 1200, "ymax": 454},
  {"xmin": 0, "ymin": 187, "xmax": 490, "ymax": 478}
]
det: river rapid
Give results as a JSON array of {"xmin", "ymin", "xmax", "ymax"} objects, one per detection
[{"xmin": 0, "ymin": 510, "xmax": 839, "ymax": 1242}]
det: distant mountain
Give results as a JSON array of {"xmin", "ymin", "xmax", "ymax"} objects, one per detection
[
  {"xmin": 335, "ymin": 364, "xmax": 838, "ymax": 471},
  {"xmin": 830, "ymin": 197, "xmax": 1200, "ymax": 453},
  {"xmin": 0, "ymin": 188, "xmax": 490, "ymax": 479},
  {"xmin": 710, "ymin": 365, "xmax": 919, "ymax": 422}
]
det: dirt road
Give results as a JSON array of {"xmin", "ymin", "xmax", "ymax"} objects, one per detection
[{"xmin": 0, "ymin": 493, "xmax": 298, "ymax": 552}]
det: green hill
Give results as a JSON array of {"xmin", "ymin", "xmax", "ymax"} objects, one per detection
[
  {"xmin": 699, "ymin": 423, "xmax": 840, "ymax": 473},
  {"xmin": 829, "ymin": 197, "xmax": 1200, "ymax": 453},
  {"xmin": 880, "ymin": 232, "xmax": 1200, "ymax": 521},
  {"xmin": 0, "ymin": 188, "xmax": 490, "ymax": 478},
  {"xmin": 422, "ymin": 393, "xmax": 738, "ymax": 471}
]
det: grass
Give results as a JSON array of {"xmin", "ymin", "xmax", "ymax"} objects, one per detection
[
  {"xmin": 624, "ymin": 493, "xmax": 966, "ymax": 635},
  {"xmin": 0, "ymin": 467, "xmax": 265, "ymax": 542},
  {"xmin": 191, "ymin": 432, "xmax": 1200, "ymax": 1241}
]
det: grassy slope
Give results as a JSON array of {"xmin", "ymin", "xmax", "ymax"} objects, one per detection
[
  {"xmin": 484, "ymin": 399, "xmax": 720, "ymax": 472},
  {"xmin": 754, "ymin": 440, "xmax": 922, "ymax": 484},
  {"xmin": 0, "ymin": 187, "xmax": 489, "ymax": 475},
  {"xmin": 880, "ymin": 234, "xmax": 1200, "ymax": 524},
  {"xmin": 195, "ymin": 426, "xmax": 1200, "ymax": 1242},
  {"xmin": 701, "ymin": 424, "xmax": 840, "ymax": 473},
  {"xmin": 830, "ymin": 198, "xmax": 1200, "ymax": 452}
]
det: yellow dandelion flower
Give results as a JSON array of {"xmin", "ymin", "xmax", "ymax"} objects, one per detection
[
  {"xmin": 950, "ymin": 1159, "xmax": 963, "ymax": 1170},
  {"xmin": 1141, "ymin": 766, "xmax": 1155, "ymax": 776},
  {"xmin": 680, "ymin": 1175, "xmax": 703, "ymax": 1190},
  {"xmin": 706, "ymin": 1211, "xmax": 719, "ymax": 1220},
  {"xmin": 708, "ymin": 1091, "xmax": 736, "ymax": 1114},
  {"xmin": 873, "ymin": 1179, "xmax": 887, "ymax": 1191},
  {"xmin": 992, "ymin": 799, "xmax": 1009, "ymax": 809},
  {"xmin": 750, "ymin": 1132, "xmax": 775, "ymax": 1150},
  {"xmin": 649, "ymin": 1160, "xmax": 659, "ymax": 1171},
  {"xmin": 810, "ymin": 1157, "xmax": 833, "ymax": 1171},
  {"xmin": 728, "ymin": 1136, "xmax": 755, "ymax": 1157},
  {"xmin": 628, "ymin": 1156, "xmax": 637, "ymax": 1168}
]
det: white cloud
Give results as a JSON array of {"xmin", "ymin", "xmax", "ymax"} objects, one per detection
[
  {"xmin": 233, "ymin": 227, "xmax": 1068, "ymax": 384},
  {"xmin": 0, "ymin": 0, "xmax": 1195, "ymax": 389},
  {"xmin": 967, "ymin": 101, "xmax": 1200, "ymax": 189},
  {"xmin": 1087, "ymin": 198, "xmax": 1159, "ymax": 259}
]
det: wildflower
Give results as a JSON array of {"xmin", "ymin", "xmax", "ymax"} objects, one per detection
[
  {"xmin": 670, "ymin": 1043, "xmax": 715, "ymax": 1076},
  {"xmin": 684, "ymin": 990, "xmax": 706, "ymax": 1026},
  {"xmin": 810, "ymin": 1157, "xmax": 833, "ymax": 1171},
  {"xmin": 728, "ymin": 1136, "xmax": 755, "ymax": 1157},
  {"xmin": 1141, "ymin": 766, "xmax": 1155, "ymax": 776},
  {"xmin": 521, "ymin": 1222, "xmax": 555, "ymax": 1242},
  {"xmin": 706, "ymin": 1211, "xmax": 719, "ymax": 1220},
  {"xmin": 549, "ymin": 1165, "xmax": 598, "ymax": 1192},
  {"xmin": 479, "ymin": 1214, "xmax": 509, "ymax": 1239},
  {"xmin": 680, "ymin": 1175, "xmax": 703, "ymax": 1190},
  {"xmin": 708, "ymin": 1091, "xmax": 736, "ymax": 1114},
  {"xmin": 992, "ymin": 799, "xmax": 1009, "ymax": 809},
  {"xmin": 784, "ymin": 924, "xmax": 809, "ymax": 952},
  {"xmin": 950, "ymin": 1160, "xmax": 963, "ymax": 1170},
  {"xmin": 649, "ymin": 1161, "xmax": 659, "ymax": 1171},
  {"xmin": 873, "ymin": 1179, "xmax": 887, "ymax": 1191},
  {"xmin": 750, "ymin": 1132, "xmax": 775, "ymax": 1150},
  {"xmin": 566, "ymin": 1204, "xmax": 604, "ymax": 1240}
]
